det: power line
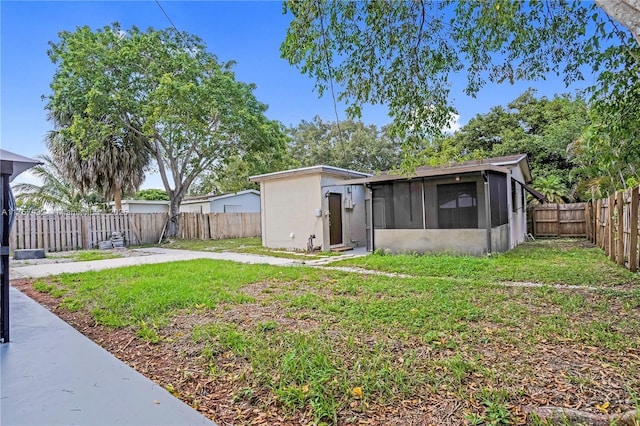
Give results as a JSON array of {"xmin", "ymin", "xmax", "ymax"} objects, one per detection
[
  {"xmin": 315, "ymin": 0, "xmax": 347, "ymax": 162},
  {"xmin": 155, "ymin": 0, "xmax": 182, "ymax": 37}
]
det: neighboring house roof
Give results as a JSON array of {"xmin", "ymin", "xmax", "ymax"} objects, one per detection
[
  {"xmin": 181, "ymin": 189, "xmax": 260, "ymax": 205},
  {"xmin": 109, "ymin": 200, "xmax": 169, "ymax": 206},
  {"xmin": 208, "ymin": 189, "xmax": 259, "ymax": 201},
  {"xmin": 336, "ymin": 154, "xmax": 532, "ymax": 185},
  {"xmin": 249, "ymin": 165, "xmax": 371, "ymax": 183}
]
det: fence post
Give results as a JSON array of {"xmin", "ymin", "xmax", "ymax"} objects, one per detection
[
  {"xmin": 630, "ymin": 186, "xmax": 639, "ymax": 273},
  {"xmin": 616, "ymin": 191, "xmax": 624, "ymax": 266},
  {"xmin": 608, "ymin": 194, "xmax": 615, "ymax": 261}
]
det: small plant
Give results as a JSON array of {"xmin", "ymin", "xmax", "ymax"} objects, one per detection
[
  {"xmin": 137, "ymin": 322, "xmax": 162, "ymax": 344},
  {"xmin": 484, "ymin": 399, "xmax": 512, "ymax": 425},
  {"xmin": 257, "ymin": 320, "xmax": 278, "ymax": 332}
]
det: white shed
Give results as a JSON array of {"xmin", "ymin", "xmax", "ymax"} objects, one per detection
[
  {"xmin": 115, "ymin": 200, "xmax": 169, "ymax": 214},
  {"xmin": 249, "ymin": 166, "xmax": 370, "ymax": 252}
]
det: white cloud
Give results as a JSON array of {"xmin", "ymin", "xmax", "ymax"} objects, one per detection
[
  {"xmin": 443, "ymin": 113, "xmax": 461, "ymax": 134},
  {"xmin": 10, "ymin": 170, "xmax": 42, "ymax": 188}
]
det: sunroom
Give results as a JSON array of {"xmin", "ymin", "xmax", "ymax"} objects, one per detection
[{"xmin": 341, "ymin": 154, "xmax": 542, "ymax": 255}]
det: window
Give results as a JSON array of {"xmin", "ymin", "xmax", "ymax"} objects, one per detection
[
  {"xmin": 437, "ymin": 182, "xmax": 478, "ymax": 228},
  {"xmin": 392, "ymin": 181, "xmax": 423, "ymax": 229},
  {"xmin": 372, "ymin": 180, "xmax": 424, "ymax": 229},
  {"xmin": 489, "ymin": 173, "xmax": 508, "ymax": 227}
]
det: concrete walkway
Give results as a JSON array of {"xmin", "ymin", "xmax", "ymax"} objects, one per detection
[
  {"xmin": 9, "ymin": 247, "xmax": 299, "ymax": 279},
  {"xmin": 1, "ymin": 286, "xmax": 215, "ymax": 426}
]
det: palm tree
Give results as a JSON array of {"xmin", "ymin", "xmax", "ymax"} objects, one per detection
[
  {"xmin": 532, "ymin": 175, "xmax": 573, "ymax": 204},
  {"xmin": 46, "ymin": 109, "xmax": 152, "ymax": 211},
  {"xmin": 12, "ymin": 154, "xmax": 102, "ymax": 212}
]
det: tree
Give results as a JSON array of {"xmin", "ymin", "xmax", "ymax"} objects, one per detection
[
  {"xmin": 532, "ymin": 175, "xmax": 572, "ymax": 204},
  {"xmin": 47, "ymin": 24, "xmax": 284, "ymax": 235},
  {"xmin": 134, "ymin": 189, "xmax": 169, "ymax": 201},
  {"xmin": 12, "ymin": 154, "xmax": 104, "ymax": 213},
  {"xmin": 46, "ymin": 108, "xmax": 151, "ymax": 211},
  {"xmin": 437, "ymin": 89, "xmax": 590, "ymax": 197},
  {"xmin": 287, "ymin": 117, "xmax": 402, "ymax": 173},
  {"xmin": 281, "ymin": 1, "xmax": 638, "ymax": 168},
  {"xmin": 190, "ymin": 122, "xmax": 292, "ymax": 195}
]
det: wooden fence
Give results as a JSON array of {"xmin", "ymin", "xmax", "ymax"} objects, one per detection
[
  {"xmin": 529, "ymin": 203, "xmax": 587, "ymax": 237},
  {"xmin": 585, "ymin": 186, "xmax": 639, "ymax": 273},
  {"xmin": 180, "ymin": 212, "xmax": 260, "ymax": 240},
  {"xmin": 10, "ymin": 213, "xmax": 169, "ymax": 252},
  {"xmin": 9, "ymin": 212, "xmax": 261, "ymax": 252}
]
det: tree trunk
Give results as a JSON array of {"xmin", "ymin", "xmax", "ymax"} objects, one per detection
[
  {"xmin": 595, "ymin": 0, "xmax": 640, "ymax": 44},
  {"xmin": 114, "ymin": 182, "xmax": 122, "ymax": 212},
  {"xmin": 166, "ymin": 196, "xmax": 181, "ymax": 238}
]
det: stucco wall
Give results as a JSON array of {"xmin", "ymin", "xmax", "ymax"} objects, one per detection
[
  {"xmin": 491, "ymin": 223, "xmax": 510, "ymax": 253},
  {"xmin": 319, "ymin": 180, "xmax": 367, "ymax": 250},
  {"xmin": 509, "ymin": 167, "xmax": 527, "ymax": 248},
  {"xmin": 260, "ymin": 174, "xmax": 324, "ymax": 250},
  {"xmin": 210, "ymin": 193, "xmax": 260, "ymax": 213},
  {"xmin": 374, "ymin": 228, "xmax": 488, "ymax": 255},
  {"xmin": 180, "ymin": 202, "xmax": 210, "ymax": 214}
]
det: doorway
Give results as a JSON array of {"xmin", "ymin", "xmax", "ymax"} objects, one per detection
[{"xmin": 328, "ymin": 193, "xmax": 343, "ymax": 245}]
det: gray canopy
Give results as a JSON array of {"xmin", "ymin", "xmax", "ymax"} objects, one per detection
[{"xmin": 0, "ymin": 149, "xmax": 41, "ymax": 182}]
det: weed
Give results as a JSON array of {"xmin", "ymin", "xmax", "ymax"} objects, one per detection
[
  {"xmin": 257, "ymin": 320, "xmax": 278, "ymax": 332},
  {"xmin": 33, "ymin": 280, "xmax": 66, "ymax": 298},
  {"xmin": 137, "ymin": 322, "xmax": 162, "ymax": 344}
]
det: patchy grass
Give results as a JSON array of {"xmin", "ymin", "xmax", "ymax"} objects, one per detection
[
  {"xmin": 159, "ymin": 237, "xmax": 262, "ymax": 252},
  {"xmin": 29, "ymin": 240, "xmax": 640, "ymax": 425},
  {"xmin": 336, "ymin": 239, "xmax": 639, "ymax": 287},
  {"xmin": 159, "ymin": 237, "xmax": 340, "ymax": 260}
]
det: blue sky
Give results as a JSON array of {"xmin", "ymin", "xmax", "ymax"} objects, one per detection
[{"xmin": 1, "ymin": 1, "xmax": 590, "ymax": 188}]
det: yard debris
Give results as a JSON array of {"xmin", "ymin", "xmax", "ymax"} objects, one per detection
[{"xmin": 525, "ymin": 406, "xmax": 639, "ymax": 426}]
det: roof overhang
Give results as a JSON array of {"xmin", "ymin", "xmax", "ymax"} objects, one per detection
[
  {"xmin": 335, "ymin": 164, "xmax": 511, "ymax": 186},
  {"xmin": 521, "ymin": 182, "xmax": 547, "ymax": 203}
]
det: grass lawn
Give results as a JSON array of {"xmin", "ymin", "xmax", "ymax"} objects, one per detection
[
  {"xmin": 26, "ymin": 239, "xmax": 640, "ymax": 425},
  {"xmin": 158, "ymin": 237, "xmax": 340, "ymax": 260}
]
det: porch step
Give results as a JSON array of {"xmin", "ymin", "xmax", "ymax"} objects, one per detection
[
  {"xmin": 13, "ymin": 249, "xmax": 45, "ymax": 260},
  {"xmin": 330, "ymin": 246, "xmax": 353, "ymax": 253}
]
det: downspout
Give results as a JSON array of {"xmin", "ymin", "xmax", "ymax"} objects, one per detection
[{"xmin": 482, "ymin": 172, "xmax": 492, "ymax": 255}]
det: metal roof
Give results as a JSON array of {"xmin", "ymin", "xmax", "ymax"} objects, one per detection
[
  {"xmin": 335, "ymin": 154, "xmax": 532, "ymax": 185},
  {"xmin": 249, "ymin": 165, "xmax": 370, "ymax": 183}
]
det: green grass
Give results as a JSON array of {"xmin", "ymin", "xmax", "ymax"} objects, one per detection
[
  {"xmin": 336, "ymin": 239, "xmax": 639, "ymax": 287},
  {"xmin": 33, "ymin": 239, "xmax": 640, "ymax": 424},
  {"xmin": 158, "ymin": 237, "xmax": 262, "ymax": 252},
  {"xmin": 158, "ymin": 237, "xmax": 340, "ymax": 260}
]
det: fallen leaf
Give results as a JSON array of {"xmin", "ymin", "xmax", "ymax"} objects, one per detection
[
  {"xmin": 351, "ymin": 387, "xmax": 364, "ymax": 399},
  {"xmin": 595, "ymin": 401, "xmax": 610, "ymax": 413}
]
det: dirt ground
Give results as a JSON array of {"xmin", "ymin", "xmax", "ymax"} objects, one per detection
[{"xmin": 12, "ymin": 276, "xmax": 640, "ymax": 426}]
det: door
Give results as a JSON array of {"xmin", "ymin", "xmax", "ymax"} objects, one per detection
[{"xmin": 328, "ymin": 193, "xmax": 343, "ymax": 245}]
